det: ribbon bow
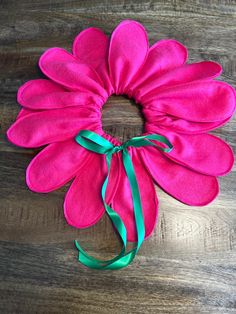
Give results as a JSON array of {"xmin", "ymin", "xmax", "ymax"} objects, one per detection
[{"xmin": 74, "ymin": 130, "xmax": 173, "ymax": 270}]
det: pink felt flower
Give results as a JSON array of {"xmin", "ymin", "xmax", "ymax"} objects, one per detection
[{"xmin": 7, "ymin": 20, "xmax": 235, "ymax": 242}]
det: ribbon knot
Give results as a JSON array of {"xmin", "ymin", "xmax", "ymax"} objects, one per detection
[
  {"xmin": 74, "ymin": 130, "xmax": 173, "ymax": 270},
  {"xmin": 110, "ymin": 145, "xmax": 124, "ymax": 154}
]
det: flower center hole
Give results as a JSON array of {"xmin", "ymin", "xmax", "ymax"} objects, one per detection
[{"xmin": 102, "ymin": 95, "xmax": 145, "ymax": 142}]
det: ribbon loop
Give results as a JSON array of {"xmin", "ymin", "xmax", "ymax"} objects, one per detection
[{"xmin": 74, "ymin": 130, "xmax": 173, "ymax": 269}]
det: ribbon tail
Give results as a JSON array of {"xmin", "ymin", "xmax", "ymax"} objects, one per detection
[{"xmin": 75, "ymin": 152, "xmax": 129, "ymax": 269}]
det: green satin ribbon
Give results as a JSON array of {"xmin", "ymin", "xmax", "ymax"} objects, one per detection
[{"xmin": 74, "ymin": 130, "xmax": 173, "ymax": 270}]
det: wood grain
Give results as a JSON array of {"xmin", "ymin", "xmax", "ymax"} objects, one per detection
[{"xmin": 0, "ymin": 1, "xmax": 236, "ymax": 313}]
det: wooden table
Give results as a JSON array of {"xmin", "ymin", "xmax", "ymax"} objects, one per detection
[{"xmin": 0, "ymin": 1, "xmax": 235, "ymax": 313}]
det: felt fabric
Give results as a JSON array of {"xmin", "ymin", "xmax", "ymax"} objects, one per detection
[
  {"xmin": 109, "ymin": 20, "xmax": 149, "ymax": 95},
  {"xmin": 39, "ymin": 47, "xmax": 108, "ymax": 100},
  {"xmin": 110, "ymin": 148, "xmax": 158, "ymax": 242},
  {"xmin": 64, "ymin": 152, "xmax": 119, "ymax": 229},
  {"xmin": 8, "ymin": 106, "xmax": 102, "ymax": 147},
  {"xmin": 7, "ymin": 19, "xmax": 235, "ymax": 242},
  {"xmin": 145, "ymin": 114, "xmax": 232, "ymax": 135},
  {"xmin": 26, "ymin": 139, "xmax": 92, "ymax": 193},
  {"xmin": 145, "ymin": 125, "xmax": 234, "ymax": 176},
  {"xmin": 18, "ymin": 79, "xmax": 104, "ymax": 110},
  {"xmin": 130, "ymin": 61, "xmax": 222, "ymax": 102},
  {"xmin": 127, "ymin": 39, "xmax": 188, "ymax": 98},
  {"xmin": 138, "ymin": 148, "xmax": 219, "ymax": 206},
  {"xmin": 73, "ymin": 27, "xmax": 113, "ymax": 95},
  {"xmin": 142, "ymin": 81, "xmax": 235, "ymax": 122},
  {"xmin": 17, "ymin": 108, "xmax": 36, "ymax": 119}
]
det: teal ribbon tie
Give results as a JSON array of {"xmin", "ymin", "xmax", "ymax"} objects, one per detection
[{"xmin": 74, "ymin": 130, "xmax": 173, "ymax": 270}]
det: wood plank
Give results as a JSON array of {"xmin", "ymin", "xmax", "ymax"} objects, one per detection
[{"xmin": 0, "ymin": 0, "xmax": 236, "ymax": 313}]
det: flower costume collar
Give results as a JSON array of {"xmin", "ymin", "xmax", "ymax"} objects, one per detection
[{"xmin": 7, "ymin": 20, "xmax": 235, "ymax": 269}]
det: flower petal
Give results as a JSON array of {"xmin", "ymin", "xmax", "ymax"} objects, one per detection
[
  {"xmin": 73, "ymin": 27, "xmax": 113, "ymax": 95},
  {"xmin": 39, "ymin": 47, "xmax": 108, "ymax": 99},
  {"xmin": 111, "ymin": 149, "xmax": 158, "ymax": 242},
  {"xmin": 145, "ymin": 114, "xmax": 232, "ymax": 135},
  {"xmin": 64, "ymin": 152, "xmax": 119, "ymax": 228},
  {"xmin": 17, "ymin": 79, "xmax": 102, "ymax": 110},
  {"xmin": 146, "ymin": 126, "xmax": 234, "ymax": 176},
  {"xmin": 109, "ymin": 20, "xmax": 148, "ymax": 94},
  {"xmin": 128, "ymin": 39, "xmax": 188, "ymax": 98},
  {"xmin": 7, "ymin": 107, "xmax": 102, "ymax": 148},
  {"xmin": 17, "ymin": 108, "xmax": 36, "ymax": 119},
  {"xmin": 139, "ymin": 147, "xmax": 219, "ymax": 206},
  {"xmin": 134, "ymin": 61, "xmax": 221, "ymax": 101},
  {"xmin": 143, "ymin": 81, "xmax": 235, "ymax": 122},
  {"xmin": 26, "ymin": 139, "xmax": 91, "ymax": 192}
]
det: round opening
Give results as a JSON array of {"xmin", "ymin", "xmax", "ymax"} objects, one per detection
[{"xmin": 101, "ymin": 95, "xmax": 145, "ymax": 142}]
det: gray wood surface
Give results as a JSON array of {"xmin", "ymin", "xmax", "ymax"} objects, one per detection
[{"xmin": 0, "ymin": 1, "xmax": 236, "ymax": 313}]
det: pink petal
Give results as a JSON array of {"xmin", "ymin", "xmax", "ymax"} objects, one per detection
[
  {"xmin": 73, "ymin": 27, "xmax": 113, "ymax": 95},
  {"xmin": 109, "ymin": 20, "xmax": 148, "ymax": 94},
  {"xmin": 26, "ymin": 139, "xmax": 91, "ymax": 192},
  {"xmin": 39, "ymin": 47, "xmax": 108, "ymax": 99},
  {"xmin": 134, "ymin": 61, "xmax": 221, "ymax": 101},
  {"xmin": 64, "ymin": 152, "xmax": 119, "ymax": 229},
  {"xmin": 146, "ymin": 126, "xmax": 234, "ymax": 176},
  {"xmin": 139, "ymin": 148, "xmax": 219, "ymax": 206},
  {"xmin": 17, "ymin": 108, "xmax": 36, "ymax": 119},
  {"xmin": 17, "ymin": 79, "xmax": 102, "ymax": 110},
  {"xmin": 128, "ymin": 39, "xmax": 188, "ymax": 98},
  {"xmin": 145, "ymin": 113, "xmax": 232, "ymax": 135},
  {"xmin": 111, "ymin": 149, "xmax": 158, "ymax": 242},
  {"xmin": 73, "ymin": 28, "xmax": 108, "ymax": 70},
  {"xmin": 7, "ymin": 107, "xmax": 102, "ymax": 148},
  {"xmin": 143, "ymin": 81, "xmax": 235, "ymax": 122}
]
